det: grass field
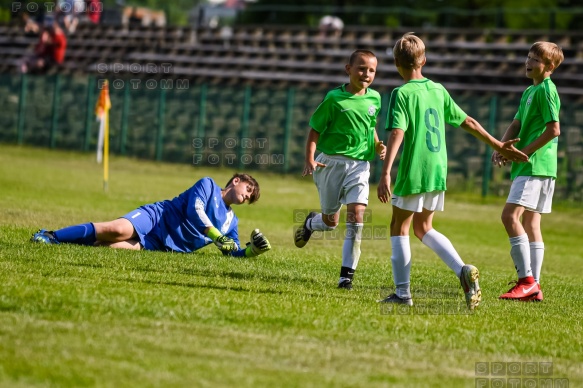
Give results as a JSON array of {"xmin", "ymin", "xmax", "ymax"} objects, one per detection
[{"xmin": 1, "ymin": 144, "xmax": 582, "ymax": 387}]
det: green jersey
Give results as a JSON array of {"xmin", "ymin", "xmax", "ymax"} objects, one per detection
[
  {"xmin": 511, "ymin": 78, "xmax": 560, "ymax": 179},
  {"xmin": 386, "ymin": 78, "xmax": 467, "ymax": 196},
  {"xmin": 309, "ymin": 84, "xmax": 381, "ymax": 161}
]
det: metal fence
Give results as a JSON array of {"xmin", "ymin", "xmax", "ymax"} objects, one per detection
[{"xmin": 1, "ymin": 73, "xmax": 582, "ymax": 200}]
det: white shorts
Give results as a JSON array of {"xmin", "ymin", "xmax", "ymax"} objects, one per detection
[
  {"xmin": 313, "ymin": 153, "xmax": 370, "ymax": 214},
  {"xmin": 391, "ymin": 191, "xmax": 445, "ymax": 213},
  {"xmin": 507, "ymin": 176, "xmax": 555, "ymax": 213}
]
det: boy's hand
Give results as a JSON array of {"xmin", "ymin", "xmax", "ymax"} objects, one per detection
[
  {"xmin": 245, "ymin": 229, "xmax": 272, "ymax": 257},
  {"xmin": 214, "ymin": 235, "xmax": 238, "ymax": 253},
  {"xmin": 375, "ymin": 141, "xmax": 386, "ymax": 160},
  {"xmin": 302, "ymin": 159, "xmax": 326, "ymax": 176},
  {"xmin": 377, "ymin": 175, "xmax": 392, "ymax": 204},
  {"xmin": 207, "ymin": 227, "xmax": 238, "ymax": 253},
  {"xmin": 491, "ymin": 151, "xmax": 508, "ymax": 167},
  {"xmin": 498, "ymin": 138, "xmax": 529, "ymax": 164}
]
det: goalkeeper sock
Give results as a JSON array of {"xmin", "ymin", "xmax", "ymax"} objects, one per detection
[{"xmin": 53, "ymin": 223, "xmax": 97, "ymax": 246}]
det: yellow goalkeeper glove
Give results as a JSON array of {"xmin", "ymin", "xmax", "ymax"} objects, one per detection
[{"xmin": 245, "ymin": 229, "xmax": 271, "ymax": 257}]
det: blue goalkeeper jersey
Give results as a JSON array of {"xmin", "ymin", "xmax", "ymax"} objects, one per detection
[{"xmin": 126, "ymin": 177, "xmax": 241, "ymax": 253}]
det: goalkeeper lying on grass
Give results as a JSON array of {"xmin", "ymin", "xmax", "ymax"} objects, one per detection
[{"xmin": 31, "ymin": 173, "xmax": 271, "ymax": 257}]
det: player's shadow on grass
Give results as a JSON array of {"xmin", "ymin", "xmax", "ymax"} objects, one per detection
[
  {"xmin": 117, "ymin": 276, "xmax": 286, "ymax": 295},
  {"xmin": 63, "ymin": 260, "xmax": 359, "ymax": 299},
  {"xmin": 65, "ymin": 260, "xmax": 314, "ymax": 285}
]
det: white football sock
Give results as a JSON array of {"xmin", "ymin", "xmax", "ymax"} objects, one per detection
[
  {"xmin": 530, "ymin": 241, "xmax": 545, "ymax": 283},
  {"xmin": 509, "ymin": 234, "xmax": 532, "ymax": 278},
  {"xmin": 391, "ymin": 236, "xmax": 411, "ymax": 299},
  {"xmin": 342, "ymin": 223, "xmax": 363, "ymax": 270},
  {"xmin": 309, "ymin": 213, "xmax": 336, "ymax": 231},
  {"xmin": 421, "ymin": 229, "xmax": 464, "ymax": 278}
]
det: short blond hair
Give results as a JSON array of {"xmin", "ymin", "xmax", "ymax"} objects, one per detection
[
  {"xmin": 530, "ymin": 41, "xmax": 564, "ymax": 70},
  {"xmin": 393, "ymin": 33, "xmax": 425, "ymax": 69}
]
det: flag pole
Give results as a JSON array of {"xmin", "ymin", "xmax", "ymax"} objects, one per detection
[
  {"xmin": 96, "ymin": 115, "xmax": 104, "ymax": 163},
  {"xmin": 103, "ymin": 108, "xmax": 109, "ymax": 192}
]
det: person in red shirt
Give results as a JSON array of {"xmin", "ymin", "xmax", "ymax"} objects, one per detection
[
  {"xmin": 20, "ymin": 20, "xmax": 67, "ymax": 73},
  {"xmin": 85, "ymin": 0, "xmax": 102, "ymax": 24}
]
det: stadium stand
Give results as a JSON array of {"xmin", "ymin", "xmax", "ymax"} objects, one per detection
[
  {"xmin": 3, "ymin": 21, "xmax": 583, "ymax": 92},
  {"xmin": 1, "ymin": 21, "xmax": 583, "ymax": 198}
]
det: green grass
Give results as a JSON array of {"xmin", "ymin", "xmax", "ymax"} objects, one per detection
[{"xmin": 1, "ymin": 144, "xmax": 582, "ymax": 387}]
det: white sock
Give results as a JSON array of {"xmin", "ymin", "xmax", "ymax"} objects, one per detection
[
  {"xmin": 530, "ymin": 241, "xmax": 545, "ymax": 283},
  {"xmin": 342, "ymin": 223, "xmax": 363, "ymax": 270},
  {"xmin": 509, "ymin": 234, "xmax": 532, "ymax": 278},
  {"xmin": 309, "ymin": 213, "xmax": 335, "ymax": 231},
  {"xmin": 421, "ymin": 229, "xmax": 464, "ymax": 278},
  {"xmin": 391, "ymin": 236, "xmax": 411, "ymax": 299}
]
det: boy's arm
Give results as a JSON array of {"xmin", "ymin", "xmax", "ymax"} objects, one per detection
[
  {"xmin": 492, "ymin": 119, "xmax": 521, "ymax": 166},
  {"xmin": 188, "ymin": 178, "xmax": 238, "ymax": 253},
  {"xmin": 374, "ymin": 130, "xmax": 386, "ymax": 160},
  {"xmin": 519, "ymin": 121, "xmax": 560, "ymax": 156},
  {"xmin": 460, "ymin": 116, "xmax": 528, "ymax": 163},
  {"xmin": 205, "ymin": 226, "xmax": 238, "ymax": 253},
  {"xmin": 377, "ymin": 129, "xmax": 404, "ymax": 204},
  {"xmin": 302, "ymin": 129, "xmax": 326, "ymax": 176},
  {"xmin": 499, "ymin": 120, "xmax": 521, "ymax": 142}
]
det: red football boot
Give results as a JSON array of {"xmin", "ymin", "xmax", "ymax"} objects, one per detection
[{"xmin": 499, "ymin": 276, "xmax": 540, "ymax": 300}]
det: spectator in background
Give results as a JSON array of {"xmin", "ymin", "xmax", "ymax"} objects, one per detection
[
  {"xmin": 318, "ymin": 15, "xmax": 344, "ymax": 38},
  {"xmin": 20, "ymin": 17, "xmax": 67, "ymax": 73},
  {"xmin": 12, "ymin": 1, "xmax": 46, "ymax": 35},
  {"xmin": 85, "ymin": 0, "xmax": 102, "ymax": 24},
  {"xmin": 21, "ymin": 11, "xmax": 41, "ymax": 35},
  {"xmin": 56, "ymin": 0, "xmax": 84, "ymax": 34}
]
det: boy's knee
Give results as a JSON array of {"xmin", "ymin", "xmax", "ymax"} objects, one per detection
[
  {"xmin": 110, "ymin": 224, "xmax": 127, "ymax": 236},
  {"xmin": 322, "ymin": 219, "xmax": 338, "ymax": 230},
  {"xmin": 321, "ymin": 213, "xmax": 339, "ymax": 230},
  {"xmin": 413, "ymin": 228, "xmax": 425, "ymax": 241},
  {"xmin": 322, "ymin": 217, "xmax": 338, "ymax": 231},
  {"xmin": 97, "ymin": 220, "xmax": 127, "ymax": 237},
  {"xmin": 501, "ymin": 212, "xmax": 514, "ymax": 226}
]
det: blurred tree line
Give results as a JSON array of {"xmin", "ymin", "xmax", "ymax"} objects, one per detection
[
  {"xmin": 238, "ymin": 0, "xmax": 583, "ymax": 30},
  {"xmin": 2, "ymin": 0, "xmax": 583, "ymax": 29}
]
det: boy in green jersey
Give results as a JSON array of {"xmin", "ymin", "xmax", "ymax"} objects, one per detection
[
  {"xmin": 295, "ymin": 49, "xmax": 387, "ymax": 290},
  {"xmin": 377, "ymin": 33, "xmax": 528, "ymax": 310},
  {"xmin": 494, "ymin": 42, "xmax": 564, "ymax": 302}
]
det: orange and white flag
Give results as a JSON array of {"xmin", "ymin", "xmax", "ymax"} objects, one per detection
[
  {"xmin": 95, "ymin": 80, "xmax": 111, "ymax": 119},
  {"xmin": 95, "ymin": 80, "xmax": 111, "ymax": 191}
]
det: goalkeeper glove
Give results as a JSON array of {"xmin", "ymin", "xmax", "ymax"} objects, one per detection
[
  {"xmin": 245, "ymin": 229, "xmax": 271, "ymax": 257},
  {"xmin": 207, "ymin": 226, "xmax": 238, "ymax": 253}
]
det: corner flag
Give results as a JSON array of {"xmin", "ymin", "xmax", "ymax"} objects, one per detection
[{"xmin": 95, "ymin": 80, "xmax": 111, "ymax": 191}]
